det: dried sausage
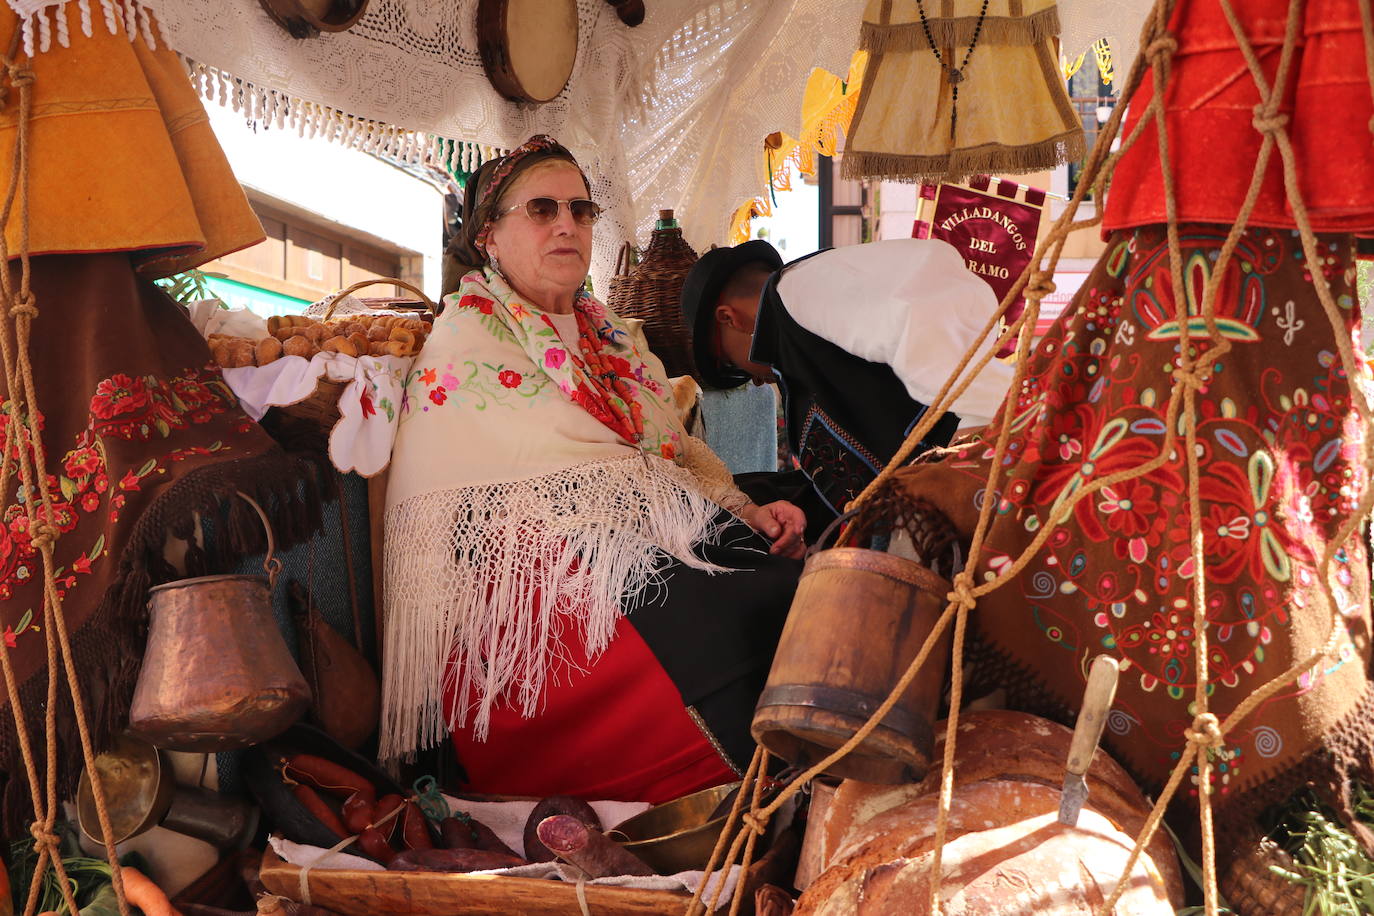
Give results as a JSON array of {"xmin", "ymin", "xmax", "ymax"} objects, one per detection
[
  {"xmin": 387, "ymin": 848, "xmax": 525, "ymax": 873},
  {"xmin": 342, "ymin": 792, "xmax": 374, "ymax": 835},
  {"xmin": 523, "ymin": 796, "xmax": 601, "ymax": 862},
  {"xmin": 401, "ymin": 801, "xmax": 434, "ymax": 850},
  {"xmin": 536, "ymin": 815, "xmax": 655, "ymax": 878},
  {"xmin": 285, "ymin": 754, "xmax": 375, "ymax": 802},
  {"xmin": 356, "ymin": 826, "xmax": 396, "ymax": 865},
  {"xmin": 291, "ymin": 785, "xmax": 347, "ymax": 839},
  {"xmin": 440, "ymin": 816, "xmax": 478, "ymax": 850},
  {"xmin": 372, "ymin": 793, "xmax": 405, "ymax": 843}
]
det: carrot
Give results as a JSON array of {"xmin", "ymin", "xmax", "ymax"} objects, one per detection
[{"xmin": 118, "ymin": 865, "xmax": 182, "ymax": 916}]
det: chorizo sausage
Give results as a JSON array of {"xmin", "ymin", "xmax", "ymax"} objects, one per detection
[
  {"xmin": 536, "ymin": 815, "xmax": 655, "ymax": 878},
  {"xmin": 291, "ymin": 784, "xmax": 347, "ymax": 839},
  {"xmin": 387, "ymin": 848, "xmax": 525, "ymax": 873},
  {"xmin": 356, "ymin": 826, "xmax": 396, "ymax": 865},
  {"xmin": 440, "ymin": 816, "xmax": 478, "ymax": 850},
  {"xmin": 285, "ymin": 754, "xmax": 375, "ymax": 802},
  {"xmin": 371, "ymin": 793, "xmax": 405, "ymax": 843},
  {"xmin": 523, "ymin": 796, "xmax": 601, "ymax": 862},
  {"xmin": 401, "ymin": 801, "xmax": 434, "ymax": 850},
  {"xmin": 342, "ymin": 792, "xmax": 374, "ymax": 835}
]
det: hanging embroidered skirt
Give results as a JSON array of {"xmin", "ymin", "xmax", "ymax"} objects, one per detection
[
  {"xmin": 891, "ymin": 224, "xmax": 1372, "ymax": 832},
  {"xmin": 446, "ymin": 516, "xmax": 799, "ymax": 803}
]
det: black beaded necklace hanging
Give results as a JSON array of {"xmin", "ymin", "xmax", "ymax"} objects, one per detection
[{"xmin": 914, "ymin": 0, "xmax": 991, "ymax": 141}]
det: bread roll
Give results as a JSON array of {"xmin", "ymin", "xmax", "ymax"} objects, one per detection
[
  {"xmin": 388, "ymin": 327, "xmax": 416, "ymax": 354},
  {"xmin": 348, "ymin": 331, "xmax": 371, "ymax": 355},
  {"xmin": 322, "ymin": 335, "xmax": 358, "ymax": 357},
  {"xmin": 367, "ymin": 323, "xmax": 390, "ymax": 342},
  {"xmin": 283, "ymin": 335, "xmax": 315, "ymax": 359},
  {"xmin": 256, "ymin": 336, "xmax": 284, "ymax": 366}
]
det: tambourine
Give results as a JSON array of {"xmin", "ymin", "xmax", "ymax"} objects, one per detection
[
  {"xmin": 258, "ymin": 0, "xmax": 370, "ymax": 39},
  {"xmin": 477, "ymin": 0, "xmax": 579, "ymax": 104}
]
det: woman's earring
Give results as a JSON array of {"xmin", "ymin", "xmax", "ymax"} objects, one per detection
[{"xmin": 489, "ymin": 255, "xmax": 505, "ymax": 279}]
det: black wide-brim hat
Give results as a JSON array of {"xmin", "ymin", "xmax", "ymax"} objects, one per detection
[{"xmin": 679, "ymin": 239, "xmax": 784, "ymax": 390}]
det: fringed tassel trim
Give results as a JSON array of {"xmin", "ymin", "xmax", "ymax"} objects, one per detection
[
  {"xmin": 379, "ymin": 456, "xmax": 727, "ymax": 762},
  {"xmin": 860, "ymin": 6, "xmax": 1061, "ymax": 53},
  {"xmin": 16, "ymin": 0, "xmax": 160, "ymax": 56},
  {"xmin": 841, "ymin": 129, "xmax": 1086, "ymax": 185},
  {"xmin": 178, "ymin": 59, "xmax": 502, "ymax": 172}
]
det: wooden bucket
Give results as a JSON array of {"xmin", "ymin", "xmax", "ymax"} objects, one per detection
[{"xmin": 752, "ymin": 532, "xmax": 952, "ymax": 784}]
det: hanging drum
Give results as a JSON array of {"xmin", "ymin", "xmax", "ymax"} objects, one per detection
[
  {"xmin": 258, "ymin": 0, "xmax": 371, "ymax": 39},
  {"xmin": 477, "ymin": 0, "xmax": 579, "ymax": 104}
]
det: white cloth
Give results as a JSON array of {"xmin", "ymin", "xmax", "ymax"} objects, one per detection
[
  {"xmin": 774, "ymin": 239, "xmax": 1016, "ymax": 428},
  {"xmin": 220, "ymin": 352, "xmax": 410, "ymax": 477},
  {"xmin": 6, "ymin": 0, "xmax": 869, "ymax": 291},
  {"xmin": 1058, "ymin": 0, "xmax": 1156, "ymax": 81},
  {"xmin": 438, "ymin": 796, "xmax": 651, "ymax": 854},
  {"xmin": 186, "ymin": 299, "xmax": 269, "ymax": 340}
]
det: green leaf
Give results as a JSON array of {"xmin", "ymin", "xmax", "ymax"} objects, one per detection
[
  {"xmin": 15, "ymin": 608, "xmax": 32, "ymax": 632},
  {"xmin": 154, "ymin": 418, "xmax": 171, "ymax": 438},
  {"xmin": 59, "ymin": 475, "xmax": 78, "ymax": 502},
  {"xmin": 136, "ymin": 458, "xmax": 158, "ymax": 477},
  {"xmin": 88, "ymin": 534, "xmax": 105, "ymax": 558}
]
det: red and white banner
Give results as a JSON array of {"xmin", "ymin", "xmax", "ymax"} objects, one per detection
[{"xmin": 914, "ymin": 177, "xmax": 1047, "ymax": 356}]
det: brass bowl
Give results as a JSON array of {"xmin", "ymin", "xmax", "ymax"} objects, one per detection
[
  {"xmin": 76, "ymin": 734, "xmax": 174, "ymax": 846},
  {"xmin": 610, "ymin": 782, "xmax": 761, "ymax": 875}
]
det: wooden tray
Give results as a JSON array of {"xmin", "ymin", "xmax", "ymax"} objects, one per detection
[{"xmin": 259, "ymin": 849, "xmax": 690, "ymax": 915}]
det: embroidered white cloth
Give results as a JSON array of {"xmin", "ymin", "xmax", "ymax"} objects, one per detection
[
  {"xmin": 774, "ymin": 238, "xmax": 1016, "ymax": 428},
  {"xmin": 4, "ymin": 0, "xmax": 868, "ymax": 287},
  {"xmin": 220, "ymin": 352, "xmax": 410, "ymax": 477}
]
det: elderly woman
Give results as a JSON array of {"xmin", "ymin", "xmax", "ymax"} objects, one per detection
[{"xmin": 382, "ymin": 136, "xmax": 805, "ymax": 804}]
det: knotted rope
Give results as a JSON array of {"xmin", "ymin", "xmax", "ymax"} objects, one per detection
[
  {"xmin": 0, "ymin": 31, "xmax": 131, "ymax": 916},
  {"xmin": 687, "ymin": 0, "xmax": 1374, "ymax": 913}
]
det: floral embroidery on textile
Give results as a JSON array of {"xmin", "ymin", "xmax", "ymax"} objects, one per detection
[
  {"xmin": 943, "ymin": 228, "xmax": 1370, "ymax": 789},
  {"xmin": 0, "ymin": 365, "xmax": 238, "ymax": 638},
  {"xmin": 90, "ymin": 367, "xmax": 235, "ymax": 440}
]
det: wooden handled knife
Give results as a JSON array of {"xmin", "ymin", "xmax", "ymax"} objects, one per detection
[{"xmin": 1058, "ymin": 655, "xmax": 1121, "ymax": 826}]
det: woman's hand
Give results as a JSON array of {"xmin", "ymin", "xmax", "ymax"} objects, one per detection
[{"xmin": 741, "ymin": 501, "xmax": 807, "ymax": 559}]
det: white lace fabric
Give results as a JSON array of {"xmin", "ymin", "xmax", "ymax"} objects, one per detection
[{"xmin": 6, "ymin": 0, "xmax": 868, "ymax": 288}]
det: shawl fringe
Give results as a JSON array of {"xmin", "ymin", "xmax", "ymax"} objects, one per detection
[
  {"xmin": 380, "ymin": 456, "xmax": 726, "ymax": 761},
  {"xmin": 859, "ymin": 7, "xmax": 1061, "ymax": 53},
  {"xmin": 841, "ymin": 129, "xmax": 1086, "ymax": 185},
  {"xmin": 13, "ymin": 0, "xmax": 162, "ymax": 56},
  {"xmin": 0, "ymin": 446, "xmax": 322, "ymax": 834}
]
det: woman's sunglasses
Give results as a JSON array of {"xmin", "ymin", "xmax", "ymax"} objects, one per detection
[{"xmin": 495, "ymin": 197, "xmax": 603, "ymax": 227}]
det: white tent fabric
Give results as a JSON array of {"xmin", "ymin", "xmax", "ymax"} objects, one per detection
[
  {"xmin": 6, "ymin": 0, "xmax": 868, "ymax": 287},
  {"xmin": 1058, "ymin": 0, "xmax": 1156, "ymax": 83}
]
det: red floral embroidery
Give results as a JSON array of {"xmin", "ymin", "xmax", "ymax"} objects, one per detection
[
  {"xmin": 458, "ymin": 294, "xmax": 495, "ymax": 315},
  {"xmin": 498, "ymin": 370, "xmax": 523, "ymax": 389},
  {"xmin": 429, "ymin": 386, "xmax": 448, "ymax": 405},
  {"xmin": 90, "ymin": 374, "xmax": 150, "ymax": 419}
]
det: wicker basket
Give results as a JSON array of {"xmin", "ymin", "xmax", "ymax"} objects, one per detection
[
  {"xmin": 606, "ymin": 209, "xmax": 699, "ymax": 379},
  {"xmin": 271, "ymin": 277, "xmax": 436, "ymax": 446},
  {"xmin": 1220, "ymin": 835, "xmax": 1307, "ymax": 915}
]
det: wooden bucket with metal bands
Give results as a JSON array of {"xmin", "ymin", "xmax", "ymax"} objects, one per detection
[{"xmin": 752, "ymin": 545, "xmax": 952, "ymax": 784}]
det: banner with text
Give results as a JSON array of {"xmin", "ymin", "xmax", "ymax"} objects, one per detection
[{"xmin": 914, "ymin": 177, "xmax": 1047, "ymax": 357}]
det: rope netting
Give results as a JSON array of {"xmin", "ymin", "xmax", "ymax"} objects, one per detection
[
  {"xmin": 686, "ymin": 0, "xmax": 1374, "ymax": 913},
  {"xmin": 0, "ymin": 39, "xmax": 131, "ymax": 916}
]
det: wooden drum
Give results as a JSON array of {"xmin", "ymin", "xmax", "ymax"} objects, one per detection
[
  {"xmin": 477, "ymin": 0, "xmax": 579, "ymax": 104},
  {"xmin": 752, "ymin": 545, "xmax": 952, "ymax": 784}
]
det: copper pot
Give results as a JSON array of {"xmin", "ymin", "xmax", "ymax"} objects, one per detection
[{"xmin": 128, "ymin": 493, "xmax": 310, "ymax": 752}]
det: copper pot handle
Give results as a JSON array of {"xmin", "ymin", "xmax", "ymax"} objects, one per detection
[{"xmin": 235, "ymin": 491, "xmax": 281, "ymax": 588}]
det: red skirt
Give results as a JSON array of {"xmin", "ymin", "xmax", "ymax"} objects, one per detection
[{"xmin": 446, "ymin": 616, "xmax": 737, "ymax": 804}]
